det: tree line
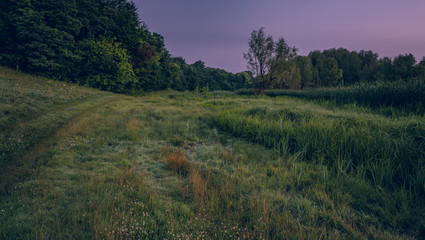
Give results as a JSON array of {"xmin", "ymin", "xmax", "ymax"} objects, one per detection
[
  {"xmin": 245, "ymin": 28, "xmax": 425, "ymax": 93},
  {"xmin": 2, "ymin": 1, "xmax": 423, "ymax": 94},
  {"xmin": 0, "ymin": 0, "xmax": 251, "ymax": 93}
]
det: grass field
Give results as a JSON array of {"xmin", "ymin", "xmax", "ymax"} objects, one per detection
[{"xmin": 1, "ymin": 67, "xmax": 424, "ymax": 239}]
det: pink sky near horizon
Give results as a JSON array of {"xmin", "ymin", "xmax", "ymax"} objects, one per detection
[{"xmin": 137, "ymin": 0, "xmax": 425, "ymax": 73}]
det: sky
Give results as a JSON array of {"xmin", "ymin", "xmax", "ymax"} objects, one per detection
[{"xmin": 136, "ymin": 0, "xmax": 425, "ymax": 73}]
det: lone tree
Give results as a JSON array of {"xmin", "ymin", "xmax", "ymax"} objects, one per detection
[{"xmin": 243, "ymin": 27, "xmax": 297, "ymax": 93}]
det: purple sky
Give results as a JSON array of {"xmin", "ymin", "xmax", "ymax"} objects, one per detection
[{"xmin": 136, "ymin": 0, "xmax": 425, "ymax": 73}]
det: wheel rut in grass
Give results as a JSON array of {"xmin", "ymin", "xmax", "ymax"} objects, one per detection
[
  {"xmin": 0, "ymin": 94, "xmax": 108, "ymax": 134},
  {"xmin": 0, "ymin": 95, "xmax": 124, "ymax": 194}
]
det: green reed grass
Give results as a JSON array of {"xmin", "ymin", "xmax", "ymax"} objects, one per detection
[
  {"xmin": 215, "ymin": 102, "xmax": 425, "ymax": 236},
  {"xmin": 216, "ymin": 106, "xmax": 425, "ymax": 193},
  {"xmin": 237, "ymin": 79, "xmax": 425, "ymax": 115}
]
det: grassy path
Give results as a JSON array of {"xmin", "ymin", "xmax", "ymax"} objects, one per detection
[
  {"xmin": 0, "ymin": 94, "xmax": 106, "ymax": 135},
  {"xmin": 0, "ymin": 95, "xmax": 123, "ymax": 194}
]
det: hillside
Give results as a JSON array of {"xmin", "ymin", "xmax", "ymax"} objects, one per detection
[{"xmin": 1, "ymin": 67, "xmax": 424, "ymax": 239}]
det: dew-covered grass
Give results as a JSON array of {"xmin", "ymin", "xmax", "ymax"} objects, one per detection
[{"xmin": 1, "ymin": 67, "xmax": 423, "ymax": 239}]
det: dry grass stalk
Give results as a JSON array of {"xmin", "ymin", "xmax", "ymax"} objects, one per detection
[
  {"xmin": 164, "ymin": 149, "xmax": 190, "ymax": 176},
  {"xmin": 191, "ymin": 169, "xmax": 209, "ymax": 207}
]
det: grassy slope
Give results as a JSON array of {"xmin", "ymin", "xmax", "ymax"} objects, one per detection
[{"xmin": 1, "ymin": 67, "xmax": 423, "ymax": 239}]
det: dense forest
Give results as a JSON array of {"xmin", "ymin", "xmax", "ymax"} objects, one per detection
[{"xmin": 0, "ymin": 0, "xmax": 251, "ymax": 93}]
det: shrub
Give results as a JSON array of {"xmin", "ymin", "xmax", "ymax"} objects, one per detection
[{"xmin": 235, "ymin": 88, "xmax": 255, "ymax": 96}]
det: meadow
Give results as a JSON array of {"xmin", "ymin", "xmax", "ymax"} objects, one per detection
[{"xmin": 1, "ymin": 67, "xmax": 424, "ymax": 239}]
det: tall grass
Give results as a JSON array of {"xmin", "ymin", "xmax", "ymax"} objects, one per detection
[
  {"xmin": 216, "ymin": 106, "xmax": 425, "ymax": 194},
  {"xmin": 237, "ymin": 79, "xmax": 425, "ymax": 115},
  {"xmin": 215, "ymin": 104, "xmax": 425, "ymax": 235}
]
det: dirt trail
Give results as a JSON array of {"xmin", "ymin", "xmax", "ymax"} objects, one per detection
[
  {"xmin": 0, "ymin": 95, "xmax": 124, "ymax": 194},
  {"xmin": 0, "ymin": 94, "xmax": 107, "ymax": 134}
]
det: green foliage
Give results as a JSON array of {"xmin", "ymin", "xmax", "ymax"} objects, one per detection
[
  {"xmin": 0, "ymin": 0, "xmax": 18, "ymax": 67},
  {"xmin": 242, "ymin": 30, "xmax": 425, "ymax": 91},
  {"xmin": 10, "ymin": 0, "xmax": 81, "ymax": 79},
  {"xmin": 309, "ymin": 49, "xmax": 423, "ymax": 87},
  {"xmin": 319, "ymin": 57, "xmax": 343, "ymax": 86},
  {"xmin": 235, "ymin": 88, "xmax": 255, "ymax": 95},
  {"xmin": 172, "ymin": 59, "xmax": 252, "ymax": 92},
  {"xmin": 243, "ymin": 27, "xmax": 274, "ymax": 78},
  {"xmin": 168, "ymin": 62, "xmax": 184, "ymax": 90},
  {"xmin": 77, "ymin": 39, "xmax": 136, "ymax": 93},
  {"xmin": 393, "ymin": 54, "xmax": 417, "ymax": 81},
  {"xmin": 271, "ymin": 62, "xmax": 301, "ymax": 89},
  {"xmin": 243, "ymin": 28, "xmax": 298, "ymax": 93},
  {"xmin": 294, "ymin": 56, "xmax": 314, "ymax": 88}
]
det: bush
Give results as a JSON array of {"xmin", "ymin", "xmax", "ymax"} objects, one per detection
[{"xmin": 235, "ymin": 88, "xmax": 255, "ymax": 96}]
